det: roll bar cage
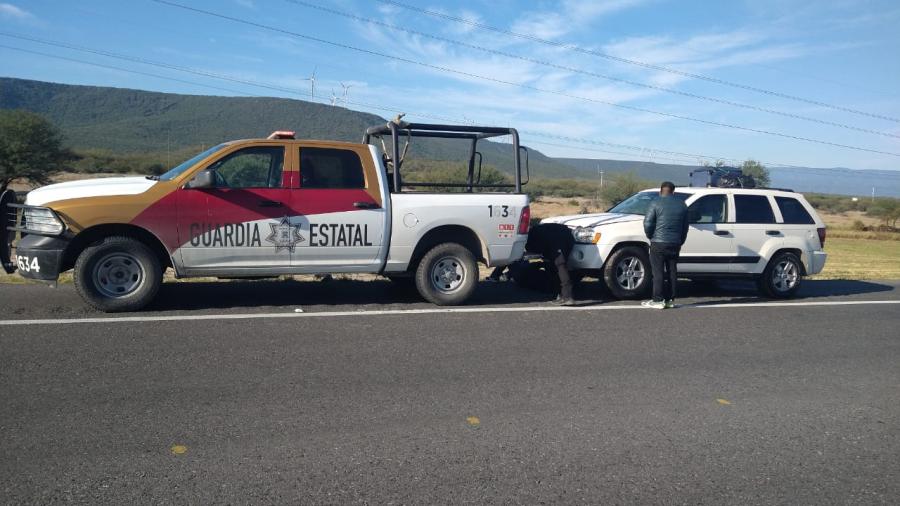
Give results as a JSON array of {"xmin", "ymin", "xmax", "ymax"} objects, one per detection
[{"xmin": 363, "ymin": 120, "xmax": 529, "ymax": 193}]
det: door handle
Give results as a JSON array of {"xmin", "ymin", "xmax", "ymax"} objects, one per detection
[
  {"xmin": 766, "ymin": 230, "xmax": 781, "ymax": 236},
  {"xmin": 714, "ymin": 230, "xmax": 730, "ymax": 236},
  {"xmin": 258, "ymin": 200, "xmax": 283, "ymax": 208},
  {"xmin": 353, "ymin": 201, "xmax": 378, "ymax": 209}
]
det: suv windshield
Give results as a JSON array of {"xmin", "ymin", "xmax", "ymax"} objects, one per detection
[
  {"xmin": 609, "ymin": 191, "xmax": 689, "ymax": 215},
  {"xmin": 158, "ymin": 144, "xmax": 228, "ymax": 181}
]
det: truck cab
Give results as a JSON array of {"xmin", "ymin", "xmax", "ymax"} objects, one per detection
[{"xmin": 2, "ymin": 122, "xmax": 530, "ymax": 311}]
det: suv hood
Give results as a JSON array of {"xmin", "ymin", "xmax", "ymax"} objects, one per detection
[
  {"xmin": 25, "ymin": 177, "xmax": 158, "ymax": 206},
  {"xmin": 542, "ymin": 212, "xmax": 643, "ymax": 229}
]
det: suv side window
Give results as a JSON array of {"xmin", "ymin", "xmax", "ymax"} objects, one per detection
[
  {"xmin": 688, "ymin": 194, "xmax": 727, "ymax": 223},
  {"xmin": 209, "ymin": 146, "xmax": 284, "ymax": 188},
  {"xmin": 300, "ymin": 148, "xmax": 366, "ymax": 189},
  {"xmin": 734, "ymin": 195, "xmax": 776, "ymax": 224},
  {"xmin": 775, "ymin": 196, "xmax": 815, "ymax": 224}
]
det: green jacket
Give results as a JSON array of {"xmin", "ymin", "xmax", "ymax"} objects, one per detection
[{"xmin": 643, "ymin": 195, "xmax": 689, "ymax": 245}]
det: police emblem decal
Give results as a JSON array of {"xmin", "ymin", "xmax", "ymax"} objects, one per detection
[{"xmin": 266, "ymin": 216, "xmax": 305, "ymax": 253}]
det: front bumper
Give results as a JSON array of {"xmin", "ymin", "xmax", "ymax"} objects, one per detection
[
  {"xmin": 567, "ymin": 243, "xmax": 614, "ymax": 270},
  {"xmin": 11, "ymin": 234, "xmax": 69, "ymax": 281}
]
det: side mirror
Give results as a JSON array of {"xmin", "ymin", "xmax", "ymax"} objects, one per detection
[{"xmin": 185, "ymin": 169, "xmax": 216, "ymax": 189}]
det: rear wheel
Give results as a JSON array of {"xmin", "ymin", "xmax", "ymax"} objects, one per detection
[
  {"xmin": 74, "ymin": 236, "xmax": 162, "ymax": 312},
  {"xmin": 758, "ymin": 252, "xmax": 803, "ymax": 299},
  {"xmin": 414, "ymin": 242, "xmax": 478, "ymax": 305},
  {"xmin": 603, "ymin": 246, "xmax": 651, "ymax": 299}
]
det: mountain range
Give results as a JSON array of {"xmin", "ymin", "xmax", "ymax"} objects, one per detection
[{"xmin": 1, "ymin": 77, "xmax": 898, "ymax": 197}]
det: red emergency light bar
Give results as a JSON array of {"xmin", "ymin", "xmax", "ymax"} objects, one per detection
[{"xmin": 267, "ymin": 130, "xmax": 296, "ymax": 139}]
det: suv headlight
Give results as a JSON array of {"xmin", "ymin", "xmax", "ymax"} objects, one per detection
[
  {"xmin": 574, "ymin": 226, "xmax": 601, "ymax": 244},
  {"xmin": 22, "ymin": 206, "xmax": 66, "ymax": 235}
]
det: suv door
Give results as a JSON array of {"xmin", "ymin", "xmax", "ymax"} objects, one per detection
[
  {"xmin": 730, "ymin": 194, "xmax": 780, "ymax": 274},
  {"xmin": 176, "ymin": 145, "xmax": 295, "ymax": 271},
  {"xmin": 679, "ymin": 193, "xmax": 736, "ymax": 273},
  {"xmin": 291, "ymin": 146, "xmax": 386, "ymax": 271}
]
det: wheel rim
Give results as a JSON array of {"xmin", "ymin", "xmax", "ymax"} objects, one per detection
[
  {"xmin": 772, "ymin": 259, "xmax": 799, "ymax": 292},
  {"xmin": 430, "ymin": 255, "xmax": 467, "ymax": 294},
  {"xmin": 92, "ymin": 252, "xmax": 145, "ymax": 298},
  {"xmin": 615, "ymin": 256, "xmax": 645, "ymax": 291}
]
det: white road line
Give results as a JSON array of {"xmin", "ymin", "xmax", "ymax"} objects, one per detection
[{"xmin": 0, "ymin": 300, "xmax": 898, "ymax": 326}]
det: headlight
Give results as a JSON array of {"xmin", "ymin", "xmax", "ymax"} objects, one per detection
[
  {"xmin": 22, "ymin": 207, "xmax": 66, "ymax": 235},
  {"xmin": 574, "ymin": 226, "xmax": 601, "ymax": 244}
]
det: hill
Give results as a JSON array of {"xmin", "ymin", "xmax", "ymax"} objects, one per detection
[
  {"xmin": 0, "ymin": 77, "xmax": 580, "ymax": 178},
  {"xmin": 2, "ymin": 77, "xmax": 898, "ymax": 196}
]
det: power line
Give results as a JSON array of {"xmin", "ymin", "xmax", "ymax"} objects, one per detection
[
  {"xmin": 0, "ymin": 39, "xmax": 856, "ymax": 170},
  {"xmin": 375, "ymin": 0, "xmax": 900, "ymax": 124},
  {"xmin": 145, "ymin": 1, "xmax": 900, "ymax": 158},
  {"xmin": 0, "ymin": 43, "xmax": 256, "ymax": 97},
  {"xmin": 285, "ymin": 0, "xmax": 900, "ymax": 140}
]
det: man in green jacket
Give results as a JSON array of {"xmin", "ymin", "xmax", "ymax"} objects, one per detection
[{"xmin": 641, "ymin": 182, "xmax": 689, "ymax": 309}]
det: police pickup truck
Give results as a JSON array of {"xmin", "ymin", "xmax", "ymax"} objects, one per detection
[{"xmin": 1, "ymin": 122, "xmax": 530, "ymax": 312}]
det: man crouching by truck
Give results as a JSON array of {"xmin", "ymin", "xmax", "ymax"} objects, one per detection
[
  {"xmin": 490, "ymin": 223, "xmax": 576, "ymax": 305},
  {"xmin": 642, "ymin": 181, "xmax": 689, "ymax": 309}
]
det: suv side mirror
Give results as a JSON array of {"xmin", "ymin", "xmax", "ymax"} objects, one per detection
[{"xmin": 185, "ymin": 169, "xmax": 216, "ymax": 189}]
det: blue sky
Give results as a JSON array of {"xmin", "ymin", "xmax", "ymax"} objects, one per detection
[{"xmin": 1, "ymin": 0, "xmax": 899, "ymax": 170}]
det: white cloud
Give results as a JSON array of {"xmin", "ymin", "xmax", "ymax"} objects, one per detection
[
  {"xmin": 511, "ymin": 0, "xmax": 650, "ymax": 40},
  {"xmin": 0, "ymin": 3, "xmax": 32, "ymax": 19}
]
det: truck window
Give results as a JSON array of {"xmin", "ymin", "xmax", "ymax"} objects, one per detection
[
  {"xmin": 300, "ymin": 148, "xmax": 365, "ymax": 189},
  {"xmin": 688, "ymin": 194, "xmax": 727, "ymax": 223},
  {"xmin": 734, "ymin": 195, "xmax": 776, "ymax": 224},
  {"xmin": 209, "ymin": 146, "xmax": 284, "ymax": 188},
  {"xmin": 775, "ymin": 196, "xmax": 815, "ymax": 224}
]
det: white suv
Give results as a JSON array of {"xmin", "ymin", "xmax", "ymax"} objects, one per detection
[{"xmin": 542, "ymin": 187, "xmax": 827, "ymax": 299}]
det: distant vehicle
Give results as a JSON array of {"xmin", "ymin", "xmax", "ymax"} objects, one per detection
[
  {"xmin": 1, "ymin": 122, "xmax": 531, "ymax": 311},
  {"xmin": 542, "ymin": 187, "xmax": 827, "ymax": 299}
]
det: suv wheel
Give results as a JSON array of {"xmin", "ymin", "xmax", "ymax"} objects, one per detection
[
  {"xmin": 415, "ymin": 242, "xmax": 478, "ymax": 305},
  {"xmin": 758, "ymin": 252, "xmax": 803, "ymax": 299},
  {"xmin": 603, "ymin": 246, "xmax": 650, "ymax": 299},
  {"xmin": 74, "ymin": 236, "xmax": 162, "ymax": 312}
]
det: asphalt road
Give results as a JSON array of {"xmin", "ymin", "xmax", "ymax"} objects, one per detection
[{"xmin": 1, "ymin": 279, "xmax": 899, "ymax": 504}]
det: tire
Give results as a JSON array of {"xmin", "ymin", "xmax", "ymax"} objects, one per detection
[
  {"xmin": 603, "ymin": 245, "xmax": 651, "ymax": 299},
  {"xmin": 414, "ymin": 242, "xmax": 478, "ymax": 305},
  {"xmin": 757, "ymin": 252, "xmax": 803, "ymax": 299},
  {"xmin": 74, "ymin": 236, "xmax": 162, "ymax": 312}
]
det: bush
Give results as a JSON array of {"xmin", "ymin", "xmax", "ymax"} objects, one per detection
[
  {"xmin": 851, "ymin": 220, "xmax": 867, "ymax": 231},
  {"xmin": 600, "ymin": 173, "xmax": 653, "ymax": 206}
]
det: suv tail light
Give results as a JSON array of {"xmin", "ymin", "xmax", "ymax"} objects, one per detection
[
  {"xmin": 817, "ymin": 227, "xmax": 827, "ymax": 247},
  {"xmin": 518, "ymin": 206, "xmax": 531, "ymax": 235}
]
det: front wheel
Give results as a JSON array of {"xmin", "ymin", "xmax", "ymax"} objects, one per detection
[
  {"xmin": 758, "ymin": 252, "xmax": 803, "ymax": 299},
  {"xmin": 414, "ymin": 242, "xmax": 478, "ymax": 305},
  {"xmin": 74, "ymin": 236, "xmax": 162, "ymax": 312},
  {"xmin": 603, "ymin": 246, "xmax": 651, "ymax": 299}
]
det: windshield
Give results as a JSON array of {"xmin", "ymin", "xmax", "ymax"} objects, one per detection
[
  {"xmin": 609, "ymin": 191, "xmax": 689, "ymax": 215},
  {"xmin": 158, "ymin": 144, "xmax": 228, "ymax": 181}
]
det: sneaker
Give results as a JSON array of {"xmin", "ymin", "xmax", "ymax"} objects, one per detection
[
  {"xmin": 641, "ymin": 300, "xmax": 666, "ymax": 309},
  {"xmin": 552, "ymin": 296, "xmax": 576, "ymax": 306},
  {"xmin": 665, "ymin": 300, "xmax": 675, "ymax": 309}
]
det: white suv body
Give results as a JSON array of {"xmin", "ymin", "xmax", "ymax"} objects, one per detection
[{"xmin": 542, "ymin": 187, "xmax": 827, "ymax": 299}]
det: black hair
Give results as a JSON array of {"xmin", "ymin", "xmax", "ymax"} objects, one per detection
[{"xmin": 660, "ymin": 181, "xmax": 676, "ymax": 192}]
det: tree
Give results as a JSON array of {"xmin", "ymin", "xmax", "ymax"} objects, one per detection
[
  {"xmin": 600, "ymin": 172, "xmax": 653, "ymax": 206},
  {"xmin": 868, "ymin": 199, "xmax": 900, "ymax": 228},
  {"xmin": 0, "ymin": 110, "xmax": 71, "ymax": 193},
  {"xmin": 741, "ymin": 159, "xmax": 770, "ymax": 188}
]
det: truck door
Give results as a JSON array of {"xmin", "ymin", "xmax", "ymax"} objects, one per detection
[
  {"xmin": 679, "ymin": 193, "xmax": 736, "ymax": 273},
  {"xmin": 290, "ymin": 146, "xmax": 386, "ymax": 271},
  {"xmin": 176, "ymin": 145, "xmax": 295, "ymax": 271}
]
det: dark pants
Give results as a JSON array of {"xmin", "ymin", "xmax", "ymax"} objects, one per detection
[
  {"xmin": 553, "ymin": 251, "xmax": 573, "ymax": 300},
  {"xmin": 650, "ymin": 242, "xmax": 680, "ymax": 302}
]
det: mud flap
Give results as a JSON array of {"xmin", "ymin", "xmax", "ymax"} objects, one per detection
[{"xmin": 1, "ymin": 189, "xmax": 16, "ymax": 274}]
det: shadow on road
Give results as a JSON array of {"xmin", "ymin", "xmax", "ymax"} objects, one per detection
[{"xmin": 147, "ymin": 277, "xmax": 897, "ymax": 312}]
